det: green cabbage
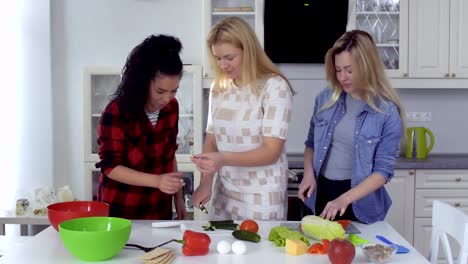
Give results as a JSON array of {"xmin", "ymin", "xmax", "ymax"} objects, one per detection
[
  {"xmin": 268, "ymin": 226, "xmax": 310, "ymax": 247},
  {"xmin": 301, "ymin": 215, "xmax": 345, "ymax": 241}
]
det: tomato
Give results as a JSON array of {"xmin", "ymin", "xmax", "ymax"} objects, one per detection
[
  {"xmin": 327, "ymin": 238, "xmax": 355, "ymax": 264},
  {"xmin": 239, "ymin": 219, "xmax": 259, "ymax": 234}
]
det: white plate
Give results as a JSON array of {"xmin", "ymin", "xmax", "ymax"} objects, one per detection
[{"xmin": 151, "ymin": 221, "xmax": 181, "ymax": 228}]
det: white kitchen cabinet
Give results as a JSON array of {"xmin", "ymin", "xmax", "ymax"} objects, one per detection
[
  {"xmin": 414, "ymin": 169, "xmax": 468, "ymax": 217},
  {"xmin": 409, "ymin": 0, "xmax": 468, "ymax": 79},
  {"xmin": 414, "ymin": 218, "xmax": 461, "ymax": 264},
  {"xmin": 387, "ymin": 169, "xmax": 468, "ymax": 252},
  {"xmin": 82, "ymin": 65, "xmax": 204, "ymax": 220},
  {"xmin": 412, "ymin": 169, "xmax": 468, "ymax": 263},
  {"xmin": 385, "ymin": 169, "xmax": 415, "ymax": 244},
  {"xmin": 202, "ymin": 0, "xmax": 264, "ymax": 78},
  {"xmin": 348, "ymin": 0, "xmax": 409, "ymax": 78}
]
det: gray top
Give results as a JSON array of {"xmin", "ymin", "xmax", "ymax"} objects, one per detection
[{"xmin": 321, "ymin": 95, "xmax": 365, "ymax": 180}]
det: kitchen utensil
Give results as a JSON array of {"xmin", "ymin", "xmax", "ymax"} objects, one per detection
[
  {"xmin": 405, "ymin": 127, "xmax": 434, "ymax": 159},
  {"xmin": 125, "ymin": 239, "xmax": 176, "ymax": 253},
  {"xmin": 345, "ymin": 223, "xmax": 361, "ymax": 234},
  {"xmin": 279, "ymin": 222, "xmax": 361, "ymax": 234},
  {"xmin": 59, "ymin": 217, "xmax": 131, "ymax": 261},
  {"xmin": 151, "ymin": 221, "xmax": 181, "ymax": 228},
  {"xmin": 47, "ymin": 201, "xmax": 110, "ymax": 231},
  {"xmin": 375, "ymin": 235, "xmax": 410, "ymax": 254},
  {"xmin": 199, "ymin": 203, "xmax": 208, "ymax": 214}
]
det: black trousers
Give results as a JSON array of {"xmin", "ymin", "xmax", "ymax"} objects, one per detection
[{"xmin": 313, "ymin": 174, "xmax": 358, "ymax": 221}]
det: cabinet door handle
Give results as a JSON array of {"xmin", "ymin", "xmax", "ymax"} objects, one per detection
[
  {"xmin": 402, "ymin": 73, "xmax": 408, "ymax": 78},
  {"xmin": 409, "ymin": 170, "xmax": 415, "ymax": 176},
  {"xmin": 451, "ymin": 73, "xmax": 456, "ymax": 78},
  {"xmin": 455, "ymin": 177, "xmax": 462, "ymax": 182},
  {"xmin": 454, "ymin": 202, "xmax": 461, "ymax": 207},
  {"xmin": 444, "ymin": 73, "xmax": 450, "ymax": 77}
]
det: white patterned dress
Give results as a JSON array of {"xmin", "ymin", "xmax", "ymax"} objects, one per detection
[{"xmin": 206, "ymin": 75, "xmax": 293, "ymax": 220}]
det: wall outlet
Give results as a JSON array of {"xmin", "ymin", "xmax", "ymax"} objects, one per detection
[{"xmin": 406, "ymin": 112, "xmax": 432, "ymax": 122}]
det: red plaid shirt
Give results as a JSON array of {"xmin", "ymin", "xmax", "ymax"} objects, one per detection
[{"xmin": 96, "ymin": 98, "xmax": 179, "ymax": 219}]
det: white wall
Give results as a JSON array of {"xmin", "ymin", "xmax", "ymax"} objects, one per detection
[
  {"xmin": 51, "ymin": 0, "xmax": 202, "ymax": 199},
  {"xmin": 398, "ymin": 89, "xmax": 468, "ymax": 153},
  {"xmin": 284, "ymin": 83, "xmax": 468, "ymax": 154},
  {"xmin": 0, "ymin": 0, "xmax": 53, "ymax": 211}
]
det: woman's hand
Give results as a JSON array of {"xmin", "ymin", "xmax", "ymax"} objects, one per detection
[
  {"xmin": 174, "ymin": 195, "xmax": 188, "ymax": 220},
  {"xmin": 319, "ymin": 195, "xmax": 352, "ymax": 221},
  {"xmin": 156, "ymin": 172, "xmax": 185, "ymax": 194},
  {"xmin": 191, "ymin": 152, "xmax": 224, "ymax": 175},
  {"xmin": 298, "ymin": 173, "xmax": 316, "ymax": 202},
  {"xmin": 192, "ymin": 175, "xmax": 213, "ymax": 209}
]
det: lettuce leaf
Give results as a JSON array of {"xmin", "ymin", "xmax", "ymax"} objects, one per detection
[{"xmin": 268, "ymin": 226, "xmax": 310, "ymax": 247}]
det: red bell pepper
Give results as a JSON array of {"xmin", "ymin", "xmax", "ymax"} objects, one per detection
[
  {"xmin": 307, "ymin": 242, "xmax": 326, "ymax": 254},
  {"xmin": 337, "ymin": 220, "xmax": 351, "ymax": 229},
  {"xmin": 176, "ymin": 230, "xmax": 211, "ymax": 256},
  {"xmin": 307, "ymin": 239, "xmax": 330, "ymax": 254}
]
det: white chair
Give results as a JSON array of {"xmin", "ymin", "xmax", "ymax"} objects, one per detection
[{"xmin": 430, "ymin": 200, "xmax": 468, "ymax": 264}]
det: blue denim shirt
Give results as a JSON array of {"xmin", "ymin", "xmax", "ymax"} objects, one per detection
[{"xmin": 304, "ymin": 87, "xmax": 403, "ymax": 224}]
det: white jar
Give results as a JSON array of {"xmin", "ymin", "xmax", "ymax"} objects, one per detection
[{"xmin": 57, "ymin": 186, "xmax": 74, "ymax": 202}]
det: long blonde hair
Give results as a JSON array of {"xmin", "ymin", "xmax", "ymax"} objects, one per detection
[
  {"xmin": 207, "ymin": 17, "xmax": 294, "ymax": 95},
  {"xmin": 324, "ymin": 30, "xmax": 404, "ymax": 122}
]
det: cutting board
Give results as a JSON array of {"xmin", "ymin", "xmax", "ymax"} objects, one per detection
[{"xmin": 280, "ymin": 222, "xmax": 361, "ymax": 234}]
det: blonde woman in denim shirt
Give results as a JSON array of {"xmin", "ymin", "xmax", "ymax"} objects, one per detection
[{"xmin": 298, "ymin": 30, "xmax": 404, "ymax": 224}]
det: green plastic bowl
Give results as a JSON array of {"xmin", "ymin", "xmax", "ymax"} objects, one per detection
[{"xmin": 59, "ymin": 217, "xmax": 131, "ymax": 261}]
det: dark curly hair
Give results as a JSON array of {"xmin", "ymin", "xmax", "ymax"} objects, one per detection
[{"xmin": 114, "ymin": 34, "xmax": 183, "ymax": 116}]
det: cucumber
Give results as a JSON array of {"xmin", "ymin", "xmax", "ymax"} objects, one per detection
[
  {"xmin": 232, "ymin": 230, "xmax": 261, "ymax": 243},
  {"xmin": 209, "ymin": 220, "xmax": 235, "ymax": 225},
  {"xmin": 212, "ymin": 223, "xmax": 239, "ymax": 230},
  {"xmin": 202, "ymin": 220, "xmax": 239, "ymax": 231}
]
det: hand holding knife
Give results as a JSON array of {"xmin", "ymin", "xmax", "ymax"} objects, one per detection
[{"xmin": 199, "ymin": 203, "xmax": 208, "ymax": 214}]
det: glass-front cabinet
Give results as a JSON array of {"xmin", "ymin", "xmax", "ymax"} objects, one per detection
[
  {"xmin": 83, "ymin": 65, "xmax": 205, "ymax": 220},
  {"xmin": 83, "ymin": 65, "xmax": 203, "ymax": 163},
  {"xmin": 348, "ymin": 0, "xmax": 409, "ymax": 78},
  {"xmin": 202, "ymin": 0, "xmax": 264, "ymax": 78}
]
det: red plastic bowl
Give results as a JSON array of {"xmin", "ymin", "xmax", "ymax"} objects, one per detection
[{"xmin": 47, "ymin": 201, "xmax": 110, "ymax": 231}]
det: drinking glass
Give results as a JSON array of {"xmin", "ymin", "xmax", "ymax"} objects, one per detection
[{"xmin": 357, "ymin": 0, "xmax": 367, "ymax": 12}]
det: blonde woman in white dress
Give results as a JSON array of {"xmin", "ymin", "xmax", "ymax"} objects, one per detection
[{"xmin": 191, "ymin": 17, "xmax": 295, "ymax": 220}]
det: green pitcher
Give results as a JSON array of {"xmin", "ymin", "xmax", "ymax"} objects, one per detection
[{"xmin": 405, "ymin": 127, "xmax": 435, "ymax": 159}]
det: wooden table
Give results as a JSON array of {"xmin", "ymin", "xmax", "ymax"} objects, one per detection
[{"xmin": 0, "ymin": 220, "xmax": 430, "ymax": 263}]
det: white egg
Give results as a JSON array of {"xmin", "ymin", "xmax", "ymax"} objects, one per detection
[
  {"xmin": 231, "ymin": 241, "xmax": 247, "ymax": 255},
  {"xmin": 217, "ymin": 240, "xmax": 232, "ymax": 255}
]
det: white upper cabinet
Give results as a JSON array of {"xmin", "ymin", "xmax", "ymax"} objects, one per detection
[
  {"xmin": 348, "ymin": 0, "xmax": 409, "ymax": 78},
  {"xmin": 409, "ymin": 0, "xmax": 468, "ymax": 79},
  {"xmin": 83, "ymin": 65, "xmax": 203, "ymax": 164},
  {"xmin": 202, "ymin": 0, "xmax": 264, "ymax": 78},
  {"xmin": 449, "ymin": 0, "xmax": 468, "ymax": 78}
]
